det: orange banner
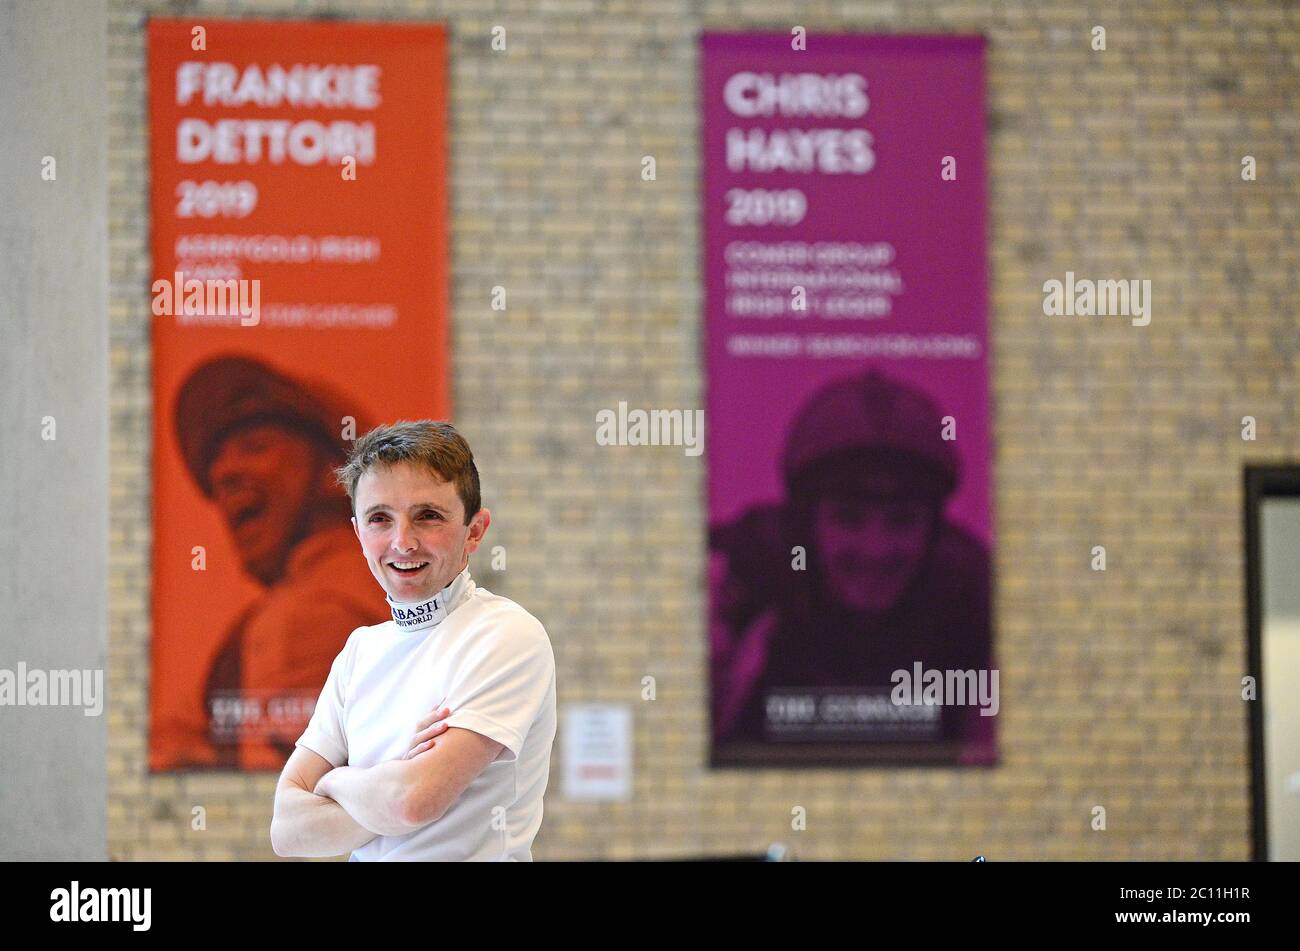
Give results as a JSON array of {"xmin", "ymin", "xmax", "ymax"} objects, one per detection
[{"xmin": 147, "ymin": 18, "xmax": 449, "ymax": 770}]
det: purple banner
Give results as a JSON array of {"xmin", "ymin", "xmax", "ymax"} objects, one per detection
[{"xmin": 703, "ymin": 33, "xmax": 995, "ymax": 766}]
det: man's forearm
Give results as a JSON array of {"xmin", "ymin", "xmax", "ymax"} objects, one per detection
[
  {"xmin": 315, "ymin": 760, "xmax": 427, "ymax": 838},
  {"xmin": 271, "ymin": 784, "xmax": 381, "ymax": 858}
]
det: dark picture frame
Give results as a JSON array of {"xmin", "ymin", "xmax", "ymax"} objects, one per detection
[{"xmin": 1243, "ymin": 464, "xmax": 1300, "ymax": 861}]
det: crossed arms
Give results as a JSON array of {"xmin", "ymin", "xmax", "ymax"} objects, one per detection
[{"xmin": 270, "ymin": 705, "xmax": 505, "ymax": 857}]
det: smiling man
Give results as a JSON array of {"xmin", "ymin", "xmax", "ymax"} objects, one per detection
[
  {"xmin": 169, "ymin": 354, "xmax": 386, "ymax": 770},
  {"xmin": 270, "ymin": 420, "xmax": 557, "ymax": 861},
  {"xmin": 709, "ymin": 369, "xmax": 991, "ymax": 751}
]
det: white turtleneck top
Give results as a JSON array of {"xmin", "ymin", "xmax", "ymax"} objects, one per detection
[{"xmin": 296, "ymin": 565, "xmax": 556, "ymax": 861}]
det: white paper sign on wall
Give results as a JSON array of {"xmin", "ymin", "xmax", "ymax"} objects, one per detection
[{"xmin": 562, "ymin": 703, "xmax": 632, "ymax": 802}]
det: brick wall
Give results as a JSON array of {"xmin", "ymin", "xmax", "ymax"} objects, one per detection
[{"xmin": 107, "ymin": 0, "xmax": 1299, "ymax": 860}]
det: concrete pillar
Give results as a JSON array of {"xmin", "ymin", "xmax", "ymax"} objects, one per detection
[{"xmin": 0, "ymin": 0, "xmax": 109, "ymax": 861}]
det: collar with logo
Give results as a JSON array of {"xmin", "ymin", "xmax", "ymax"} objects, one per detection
[{"xmin": 386, "ymin": 565, "xmax": 474, "ymax": 632}]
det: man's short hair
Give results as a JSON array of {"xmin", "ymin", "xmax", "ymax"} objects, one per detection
[{"xmin": 336, "ymin": 421, "xmax": 481, "ymax": 523}]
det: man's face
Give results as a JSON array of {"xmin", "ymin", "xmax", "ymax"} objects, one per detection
[
  {"xmin": 352, "ymin": 460, "xmax": 489, "ymax": 603},
  {"xmin": 209, "ymin": 423, "xmax": 326, "ymax": 584},
  {"xmin": 811, "ymin": 494, "xmax": 937, "ymax": 613}
]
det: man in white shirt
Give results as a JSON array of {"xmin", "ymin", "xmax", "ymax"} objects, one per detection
[{"xmin": 270, "ymin": 420, "xmax": 556, "ymax": 861}]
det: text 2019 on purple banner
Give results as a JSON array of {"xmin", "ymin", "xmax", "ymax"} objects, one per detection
[{"xmin": 703, "ymin": 33, "xmax": 995, "ymax": 767}]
